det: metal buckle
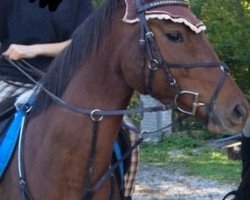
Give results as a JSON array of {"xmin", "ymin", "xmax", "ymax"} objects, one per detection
[
  {"xmin": 169, "ymin": 78, "xmax": 177, "ymax": 86},
  {"xmin": 146, "ymin": 31, "xmax": 154, "ymax": 38},
  {"xmin": 148, "ymin": 59, "xmax": 159, "ymax": 71},
  {"xmin": 139, "ymin": 39, "xmax": 145, "ymax": 46},
  {"xmin": 139, "ymin": 131, "xmax": 151, "ymax": 141},
  {"xmin": 174, "ymin": 90, "xmax": 205, "ymax": 116},
  {"xmin": 90, "ymin": 109, "xmax": 103, "ymax": 121},
  {"xmin": 220, "ymin": 63, "xmax": 230, "ymax": 73}
]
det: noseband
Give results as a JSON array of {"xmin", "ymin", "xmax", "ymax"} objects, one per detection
[{"xmin": 136, "ymin": 0, "xmax": 229, "ymax": 118}]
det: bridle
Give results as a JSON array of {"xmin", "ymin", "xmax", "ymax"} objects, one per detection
[
  {"xmin": 2, "ymin": 1, "xmax": 230, "ymax": 200},
  {"xmin": 136, "ymin": 0, "xmax": 230, "ymax": 117}
]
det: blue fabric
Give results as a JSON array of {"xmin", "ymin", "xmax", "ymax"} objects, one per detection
[
  {"xmin": 0, "ymin": 108, "xmax": 124, "ymax": 179},
  {"xmin": 113, "ymin": 141, "xmax": 124, "ymax": 180},
  {"xmin": 0, "ymin": 110, "xmax": 24, "ymax": 178}
]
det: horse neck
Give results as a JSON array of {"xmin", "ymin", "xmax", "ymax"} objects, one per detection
[
  {"xmin": 64, "ymin": 14, "xmax": 133, "ymax": 111},
  {"xmin": 24, "ymin": 34, "xmax": 133, "ymax": 199}
]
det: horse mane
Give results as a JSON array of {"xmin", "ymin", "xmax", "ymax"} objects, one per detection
[{"xmin": 32, "ymin": 0, "xmax": 120, "ymax": 116}]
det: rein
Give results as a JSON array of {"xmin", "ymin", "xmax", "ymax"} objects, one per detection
[{"xmin": 3, "ymin": 56, "xmax": 171, "ymax": 117}]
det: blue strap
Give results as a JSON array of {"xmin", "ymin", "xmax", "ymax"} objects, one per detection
[
  {"xmin": 0, "ymin": 110, "xmax": 24, "ymax": 178},
  {"xmin": 113, "ymin": 141, "xmax": 124, "ymax": 180}
]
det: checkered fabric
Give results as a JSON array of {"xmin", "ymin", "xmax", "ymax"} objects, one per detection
[
  {"xmin": 0, "ymin": 79, "xmax": 33, "ymax": 102},
  {"xmin": 123, "ymin": 116, "xmax": 140, "ymax": 198}
]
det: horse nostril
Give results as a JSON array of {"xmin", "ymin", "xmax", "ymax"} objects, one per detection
[{"xmin": 231, "ymin": 104, "xmax": 247, "ymax": 124}]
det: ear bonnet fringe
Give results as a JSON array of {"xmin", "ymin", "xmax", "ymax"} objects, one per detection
[{"xmin": 123, "ymin": 0, "xmax": 206, "ymax": 33}]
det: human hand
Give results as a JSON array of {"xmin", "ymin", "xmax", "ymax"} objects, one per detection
[
  {"xmin": 2, "ymin": 44, "xmax": 41, "ymax": 60},
  {"xmin": 28, "ymin": 0, "xmax": 63, "ymax": 11}
]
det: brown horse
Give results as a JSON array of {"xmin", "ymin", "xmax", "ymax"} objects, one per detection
[{"xmin": 0, "ymin": 0, "xmax": 249, "ymax": 199}]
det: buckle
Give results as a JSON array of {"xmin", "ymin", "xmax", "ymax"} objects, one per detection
[
  {"xmin": 90, "ymin": 109, "xmax": 103, "ymax": 121},
  {"xmin": 148, "ymin": 59, "xmax": 159, "ymax": 71},
  {"xmin": 174, "ymin": 90, "xmax": 205, "ymax": 115},
  {"xmin": 146, "ymin": 31, "xmax": 154, "ymax": 38}
]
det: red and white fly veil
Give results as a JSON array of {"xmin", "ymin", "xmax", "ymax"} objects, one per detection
[{"xmin": 123, "ymin": 0, "xmax": 206, "ymax": 33}]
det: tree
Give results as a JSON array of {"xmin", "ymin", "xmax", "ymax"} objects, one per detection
[
  {"xmin": 93, "ymin": 0, "xmax": 102, "ymax": 7},
  {"xmin": 190, "ymin": 0, "xmax": 250, "ymax": 95}
]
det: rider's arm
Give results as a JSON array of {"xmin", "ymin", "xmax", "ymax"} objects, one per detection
[{"xmin": 2, "ymin": 40, "xmax": 71, "ymax": 60}]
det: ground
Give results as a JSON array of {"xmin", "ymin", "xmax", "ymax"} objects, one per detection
[{"xmin": 133, "ymin": 163, "xmax": 237, "ymax": 200}]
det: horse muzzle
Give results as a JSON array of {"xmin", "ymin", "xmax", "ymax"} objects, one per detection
[{"xmin": 207, "ymin": 103, "xmax": 248, "ymax": 133}]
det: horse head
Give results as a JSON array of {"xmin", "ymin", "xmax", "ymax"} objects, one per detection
[{"xmin": 114, "ymin": 0, "xmax": 248, "ymax": 133}]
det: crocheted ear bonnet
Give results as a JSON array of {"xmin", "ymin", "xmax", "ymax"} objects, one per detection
[{"xmin": 123, "ymin": 0, "xmax": 206, "ymax": 33}]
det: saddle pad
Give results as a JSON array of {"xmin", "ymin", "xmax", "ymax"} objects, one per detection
[
  {"xmin": 113, "ymin": 141, "xmax": 124, "ymax": 180},
  {"xmin": 0, "ymin": 110, "xmax": 24, "ymax": 178}
]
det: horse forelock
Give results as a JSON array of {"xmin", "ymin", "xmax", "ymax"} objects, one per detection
[{"xmin": 32, "ymin": 0, "xmax": 121, "ymax": 116}]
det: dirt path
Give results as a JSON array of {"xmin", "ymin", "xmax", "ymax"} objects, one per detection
[{"xmin": 133, "ymin": 163, "xmax": 237, "ymax": 200}]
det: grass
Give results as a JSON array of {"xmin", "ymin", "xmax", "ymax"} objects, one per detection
[{"xmin": 140, "ymin": 135, "xmax": 241, "ymax": 184}]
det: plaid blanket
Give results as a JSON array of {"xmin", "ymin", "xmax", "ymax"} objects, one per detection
[
  {"xmin": 0, "ymin": 79, "xmax": 33, "ymax": 102},
  {"xmin": 123, "ymin": 116, "xmax": 140, "ymax": 198}
]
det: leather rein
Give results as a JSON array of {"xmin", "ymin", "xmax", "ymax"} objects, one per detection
[{"xmin": 2, "ymin": 0, "xmax": 230, "ymax": 199}]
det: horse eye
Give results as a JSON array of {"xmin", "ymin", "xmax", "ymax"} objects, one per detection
[{"xmin": 166, "ymin": 33, "xmax": 183, "ymax": 43}]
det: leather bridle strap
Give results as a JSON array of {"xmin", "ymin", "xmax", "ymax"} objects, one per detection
[
  {"xmin": 91, "ymin": 138, "xmax": 144, "ymax": 195},
  {"xmin": 136, "ymin": 0, "xmax": 175, "ymax": 95},
  {"xmin": 82, "ymin": 121, "xmax": 99, "ymax": 200},
  {"xmin": 205, "ymin": 63, "xmax": 230, "ymax": 121},
  {"xmin": 164, "ymin": 62, "xmax": 226, "ymax": 68},
  {"xmin": 81, "ymin": 120, "xmax": 116, "ymax": 200}
]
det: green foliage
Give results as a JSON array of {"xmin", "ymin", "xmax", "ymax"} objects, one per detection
[
  {"xmin": 93, "ymin": 0, "xmax": 102, "ymax": 8},
  {"xmin": 127, "ymin": 92, "xmax": 142, "ymax": 126},
  {"xmin": 190, "ymin": 0, "xmax": 250, "ymax": 94},
  {"xmin": 140, "ymin": 135, "xmax": 241, "ymax": 183},
  {"xmin": 158, "ymin": 135, "xmax": 204, "ymax": 148}
]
